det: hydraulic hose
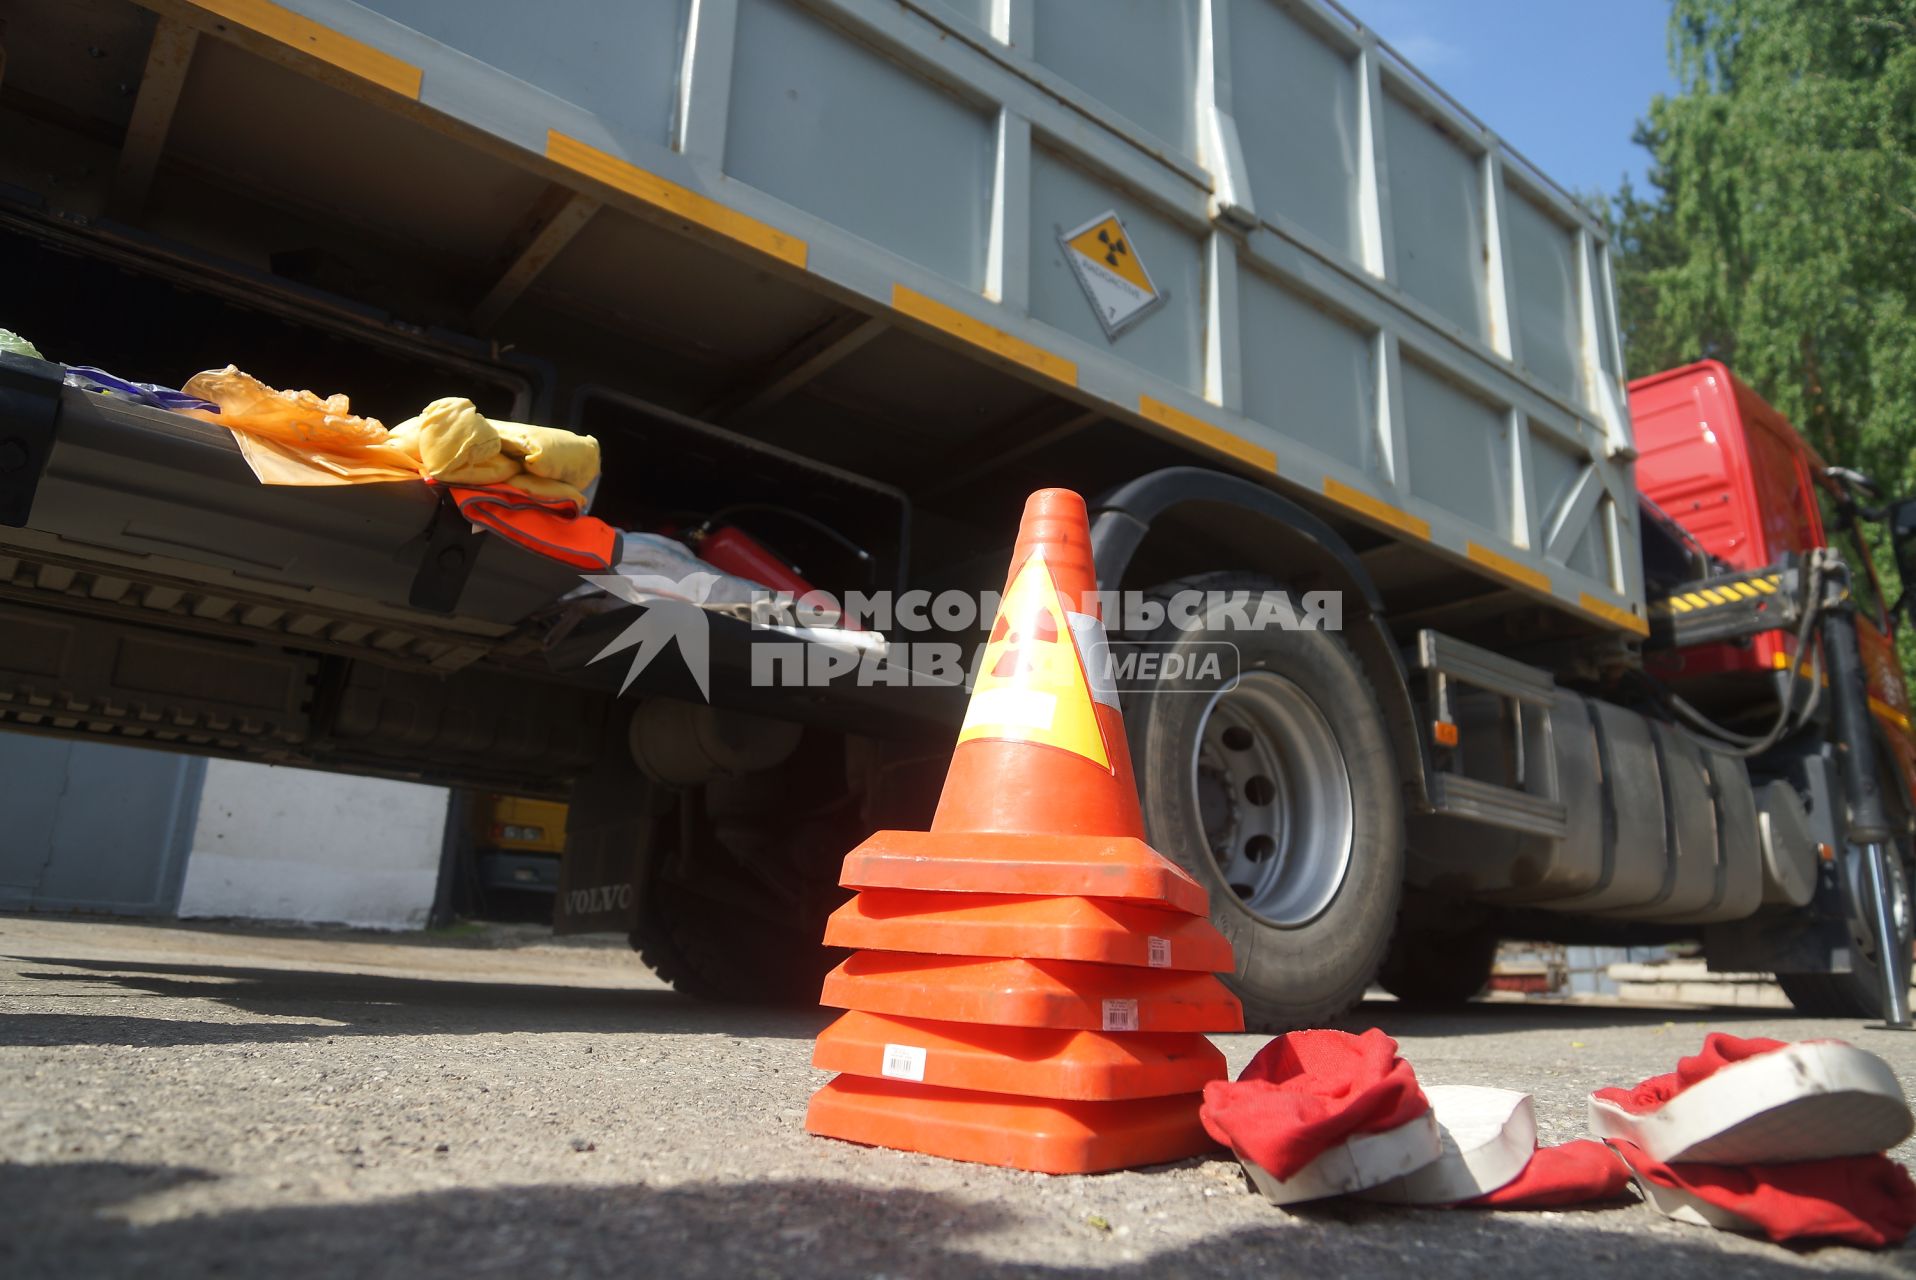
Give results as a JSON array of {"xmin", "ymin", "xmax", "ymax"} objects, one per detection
[{"xmin": 1662, "ymin": 554, "xmax": 1827, "ymax": 759}]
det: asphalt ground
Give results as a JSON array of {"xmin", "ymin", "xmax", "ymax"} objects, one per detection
[{"xmin": 4, "ymin": 914, "xmax": 1915, "ymax": 1279}]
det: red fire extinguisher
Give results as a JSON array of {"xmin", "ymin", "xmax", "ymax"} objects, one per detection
[
  {"xmin": 679, "ymin": 521, "xmax": 858, "ymax": 630},
  {"xmin": 689, "ymin": 523, "xmax": 815, "ymax": 596}
]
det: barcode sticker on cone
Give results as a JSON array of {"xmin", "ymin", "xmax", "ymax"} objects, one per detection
[
  {"xmin": 1147, "ymin": 937, "xmax": 1172, "ymax": 968},
  {"xmin": 881, "ymin": 1043, "xmax": 928, "ymax": 1082},
  {"xmin": 1101, "ymin": 998, "xmax": 1140, "ymax": 1032}
]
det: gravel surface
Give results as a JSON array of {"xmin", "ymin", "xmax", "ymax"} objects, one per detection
[{"xmin": 3, "ymin": 914, "xmax": 1914, "ymax": 1279}]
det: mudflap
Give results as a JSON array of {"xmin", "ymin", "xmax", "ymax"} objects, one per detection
[
  {"xmin": 554, "ymin": 704, "xmax": 667, "ymax": 935},
  {"xmin": 1703, "ymin": 910, "xmax": 1846, "ymax": 975},
  {"xmin": 1703, "ymin": 830, "xmax": 1854, "ymax": 976}
]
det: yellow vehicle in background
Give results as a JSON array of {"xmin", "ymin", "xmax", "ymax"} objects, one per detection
[{"xmin": 470, "ymin": 795, "xmax": 568, "ymax": 914}]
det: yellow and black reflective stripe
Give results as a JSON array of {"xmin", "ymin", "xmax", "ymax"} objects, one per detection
[{"xmin": 1651, "ymin": 572, "xmax": 1786, "ymax": 616}]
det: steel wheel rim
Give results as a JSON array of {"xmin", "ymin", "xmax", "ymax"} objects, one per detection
[{"xmin": 1191, "ymin": 670, "xmax": 1355, "ymax": 927}]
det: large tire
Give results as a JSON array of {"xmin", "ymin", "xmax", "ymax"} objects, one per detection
[
  {"xmin": 627, "ymin": 777, "xmax": 849, "ymax": 1005},
  {"xmin": 1126, "ymin": 572, "xmax": 1404, "ymax": 1031},
  {"xmin": 1779, "ymin": 839, "xmax": 1912, "ymax": 1019},
  {"xmin": 1377, "ymin": 925, "xmax": 1498, "ymax": 1007},
  {"xmin": 631, "ymin": 877, "xmax": 842, "ymax": 1005}
]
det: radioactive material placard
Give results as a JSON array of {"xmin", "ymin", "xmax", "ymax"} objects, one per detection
[
  {"xmin": 1059, "ymin": 210, "xmax": 1164, "ymax": 340},
  {"xmin": 958, "ymin": 551, "xmax": 1112, "ymax": 769}
]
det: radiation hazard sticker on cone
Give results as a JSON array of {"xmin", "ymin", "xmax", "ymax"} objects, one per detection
[
  {"xmin": 1060, "ymin": 210, "xmax": 1164, "ymax": 340},
  {"xmin": 960, "ymin": 551, "xmax": 1113, "ymax": 770}
]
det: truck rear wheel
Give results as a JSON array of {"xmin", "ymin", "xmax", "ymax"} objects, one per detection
[
  {"xmin": 1126, "ymin": 573, "xmax": 1403, "ymax": 1031},
  {"xmin": 630, "ymin": 879, "xmax": 839, "ymax": 1005},
  {"xmin": 625, "ymin": 771, "xmax": 852, "ymax": 1006},
  {"xmin": 1377, "ymin": 925, "xmax": 1498, "ymax": 1007}
]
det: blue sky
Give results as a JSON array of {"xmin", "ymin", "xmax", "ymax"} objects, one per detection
[{"xmin": 1337, "ymin": 0, "xmax": 1678, "ymax": 198}]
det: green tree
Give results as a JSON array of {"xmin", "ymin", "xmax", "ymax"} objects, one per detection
[{"xmin": 1615, "ymin": 0, "xmax": 1916, "ymax": 490}]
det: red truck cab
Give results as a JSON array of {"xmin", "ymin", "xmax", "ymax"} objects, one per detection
[{"xmin": 1630, "ymin": 360, "xmax": 1916, "ymax": 796}]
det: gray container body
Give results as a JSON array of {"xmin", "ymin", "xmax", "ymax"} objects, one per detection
[{"xmin": 116, "ymin": 0, "xmax": 1643, "ymax": 634}]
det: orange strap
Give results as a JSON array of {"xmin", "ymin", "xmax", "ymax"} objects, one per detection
[{"xmin": 437, "ymin": 482, "xmax": 621, "ymax": 573}]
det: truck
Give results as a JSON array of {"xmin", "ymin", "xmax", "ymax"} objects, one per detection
[
  {"xmin": 464, "ymin": 792, "xmax": 569, "ymax": 916},
  {"xmin": 2, "ymin": 0, "xmax": 1911, "ymax": 1027}
]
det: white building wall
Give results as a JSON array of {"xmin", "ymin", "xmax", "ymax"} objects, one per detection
[{"xmin": 177, "ymin": 759, "xmax": 449, "ymax": 930}]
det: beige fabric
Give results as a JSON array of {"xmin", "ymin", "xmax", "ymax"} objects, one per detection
[
  {"xmin": 384, "ymin": 415, "xmax": 423, "ymax": 461},
  {"xmin": 493, "ymin": 421, "xmax": 601, "ymax": 488},
  {"xmin": 409, "ymin": 397, "xmax": 501, "ymax": 477},
  {"xmin": 438, "ymin": 452, "xmax": 522, "ymax": 485}
]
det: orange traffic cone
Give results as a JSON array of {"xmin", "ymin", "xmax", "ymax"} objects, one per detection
[
  {"xmin": 822, "ymin": 891, "xmax": 1235, "ymax": 969},
  {"xmin": 803, "ymin": 488, "xmax": 1243, "ymax": 1174},
  {"xmin": 812, "ymin": 1011, "xmax": 1225, "ymax": 1100}
]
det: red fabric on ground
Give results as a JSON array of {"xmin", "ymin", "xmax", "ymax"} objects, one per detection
[
  {"xmin": 1591, "ymin": 1032, "xmax": 1789, "ymax": 1115},
  {"xmin": 1610, "ymin": 1140, "xmax": 1916, "ymax": 1248},
  {"xmin": 1199, "ymin": 1028, "xmax": 1428, "ymax": 1181},
  {"xmin": 439, "ymin": 482, "xmax": 621, "ymax": 572},
  {"xmin": 1464, "ymin": 1139, "xmax": 1634, "ymax": 1209}
]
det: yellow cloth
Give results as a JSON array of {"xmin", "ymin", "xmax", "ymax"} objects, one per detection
[
  {"xmin": 492, "ymin": 421, "xmax": 601, "ymax": 489},
  {"xmin": 439, "ymin": 452, "xmax": 521, "ymax": 485},
  {"xmin": 406, "ymin": 397, "xmax": 502, "ymax": 476},
  {"xmin": 179, "ymin": 369, "xmax": 602, "ymax": 496},
  {"xmin": 384, "ymin": 415, "xmax": 422, "ymax": 459},
  {"xmin": 390, "ymin": 401, "xmax": 598, "ymax": 490}
]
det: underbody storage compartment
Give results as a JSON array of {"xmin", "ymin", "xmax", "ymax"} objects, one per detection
[
  {"xmin": 576, "ymin": 386, "xmax": 912, "ymax": 598},
  {"xmin": 0, "ymin": 356, "xmax": 606, "ymax": 778},
  {"xmin": 7, "ymin": 369, "xmax": 584, "ymax": 630}
]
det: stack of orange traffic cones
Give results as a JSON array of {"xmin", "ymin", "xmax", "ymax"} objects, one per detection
[{"xmin": 805, "ymin": 488, "xmax": 1244, "ymax": 1174}]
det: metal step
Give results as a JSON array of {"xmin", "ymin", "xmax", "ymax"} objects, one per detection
[
  {"xmin": 1413, "ymin": 630, "xmax": 1556, "ymax": 705},
  {"xmin": 1428, "ymin": 773, "xmax": 1567, "ymax": 838}
]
